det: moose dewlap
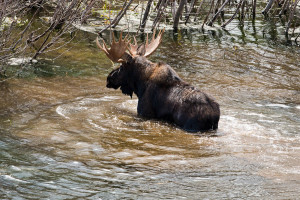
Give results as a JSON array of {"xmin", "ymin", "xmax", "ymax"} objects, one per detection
[{"xmin": 97, "ymin": 30, "xmax": 220, "ymax": 132}]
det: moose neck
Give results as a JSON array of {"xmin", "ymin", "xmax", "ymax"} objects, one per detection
[{"xmin": 128, "ymin": 56, "xmax": 155, "ymax": 98}]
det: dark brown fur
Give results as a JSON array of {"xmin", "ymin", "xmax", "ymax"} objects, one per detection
[{"xmin": 106, "ymin": 55, "xmax": 220, "ymax": 132}]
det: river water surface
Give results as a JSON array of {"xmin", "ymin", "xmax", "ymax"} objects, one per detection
[{"xmin": 1, "ymin": 20, "xmax": 300, "ymax": 199}]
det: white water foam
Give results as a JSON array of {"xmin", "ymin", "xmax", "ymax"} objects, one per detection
[
  {"xmin": 265, "ymin": 104, "xmax": 290, "ymax": 108},
  {"xmin": 56, "ymin": 106, "xmax": 70, "ymax": 119},
  {"xmin": 99, "ymin": 96, "xmax": 120, "ymax": 101},
  {"xmin": 1, "ymin": 175, "xmax": 28, "ymax": 183},
  {"xmin": 255, "ymin": 103, "xmax": 290, "ymax": 108},
  {"xmin": 7, "ymin": 57, "xmax": 37, "ymax": 65}
]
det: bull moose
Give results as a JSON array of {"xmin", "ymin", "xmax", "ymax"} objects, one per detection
[{"xmin": 96, "ymin": 30, "xmax": 220, "ymax": 132}]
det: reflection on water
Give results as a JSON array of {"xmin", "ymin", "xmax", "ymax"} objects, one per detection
[{"xmin": 1, "ymin": 23, "xmax": 300, "ymax": 199}]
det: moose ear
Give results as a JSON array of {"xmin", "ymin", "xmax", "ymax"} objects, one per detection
[{"xmin": 137, "ymin": 44, "xmax": 146, "ymax": 56}]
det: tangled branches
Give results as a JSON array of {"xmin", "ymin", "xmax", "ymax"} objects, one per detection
[
  {"xmin": 1, "ymin": 0, "xmax": 299, "ymax": 80},
  {"xmin": 0, "ymin": 0, "xmax": 96, "ymax": 78},
  {"xmin": 97, "ymin": 0, "xmax": 300, "ymax": 36}
]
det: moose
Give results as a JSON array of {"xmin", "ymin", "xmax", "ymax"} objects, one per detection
[{"xmin": 96, "ymin": 30, "xmax": 220, "ymax": 132}]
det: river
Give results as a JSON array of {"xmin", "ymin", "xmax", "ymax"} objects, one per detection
[{"xmin": 0, "ymin": 18, "xmax": 300, "ymax": 199}]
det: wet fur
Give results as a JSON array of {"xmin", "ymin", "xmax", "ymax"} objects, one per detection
[{"xmin": 106, "ymin": 56, "xmax": 220, "ymax": 132}]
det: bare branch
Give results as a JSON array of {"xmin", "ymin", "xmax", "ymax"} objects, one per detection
[{"xmin": 207, "ymin": 0, "xmax": 230, "ymax": 26}]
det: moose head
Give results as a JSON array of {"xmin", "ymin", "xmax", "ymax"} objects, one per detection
[
  {"xmin": 97, "ymin": 30, "xmax": 165, "ymax": 97},
  {"xmin": 96, "ymin": 30, "xmax": 220, "ymax": 132}
]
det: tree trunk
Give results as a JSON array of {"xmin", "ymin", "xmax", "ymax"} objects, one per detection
[
  {"xmin": 98, "ymin": 0, "xmax": 131, "ymax": 34},
  {"xmin": 252, "ymin": 0, "xmax": 257, "ymax": 20},
  {"xmin": 173, "ymin": 0, "xmax": 187, "ymax": 29},
  {"xmin": 285, "ymin": 0, "xmax": 300, "ymax": 34},
  {"xmin": 152, "ymin": 0, "xmax": 167, "ymax": 30},
  {"xmin": 185, "ymin": 0, "xmax": 197, "ymax": 24},
  {"xmin": 140, "ymin": 0, "xmax": 153, "ymax": 31},
  {"xmin": 221, "ymin": 0, "xmax": 244, "ymax": 28},
  {"xmin": 262, "ymin": 0, "xmax": 275, "ymax": 15},
  {"xmin": 279, "ymin": 0, "xmax": 290, "ymax": 17},
  {"xmin": 202, "ymin": 0, "xmax": 215, "ymax": 29},
  {"xmin": 194, "ymin": 0, "xmax": 205, "ymax": 21},
  {"xmin": 111, "ymin": 0, "xmax": 134, "ymax": 28},
  {"xmin": 207, "ymin": 0, "xmax": 230, "ymax": 26}
]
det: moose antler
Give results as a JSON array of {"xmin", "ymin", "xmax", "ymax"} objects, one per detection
[
  {"xmin": 144, "ymin": 28, "xmax": 165, "ymax": 57},
  {"xmin": 96, "ymin": 32, "xmax": 129, "ymax": 63},
  {"xmin": 128, "ymin": 28, "xmax": 165, "ymax": 57},
  {"xmin": 128, "ymin": 36, "xmax": 139, "ymax": 57}
]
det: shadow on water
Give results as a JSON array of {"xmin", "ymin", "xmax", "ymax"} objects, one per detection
[{"xmin": 1, "ymin": 17, "xmax": 300, "ymax": 199}]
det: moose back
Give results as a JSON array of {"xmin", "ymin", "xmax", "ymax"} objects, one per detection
[{"xmin": 97, "ymin": 30, "xmax": 220, "ymax": 132}]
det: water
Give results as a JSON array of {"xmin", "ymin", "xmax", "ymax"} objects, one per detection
[{"xmin": 1, "ymin": 20, "xmax": 300, "ymax": 199}]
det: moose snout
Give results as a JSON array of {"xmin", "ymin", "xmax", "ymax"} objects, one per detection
[
  {"xmin": 106, "ymin": 83, "xmax": 115, "ymax": 89},
  {"xmin": 106, "ymin": 82, "xmax": 119, "ymax": 89}
]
